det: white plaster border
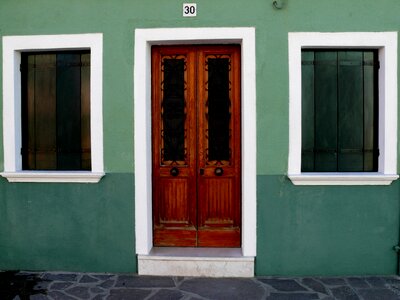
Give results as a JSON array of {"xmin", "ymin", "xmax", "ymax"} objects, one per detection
[
  {"xmin": 1, "ymin": 33, "xmax": 104, "ymax": 183},
  {"xmin": 134, "ymin": 28, "xmax": 257, "ymax": 260},
  {"xmin": 288, "ymin": 32, "xmax": 398, "ymax": 185}
]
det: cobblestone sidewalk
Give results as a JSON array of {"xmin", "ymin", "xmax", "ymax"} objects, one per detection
[{"xmin": 1, "ymin": 271, "xmax": 400, "ymax": 299}]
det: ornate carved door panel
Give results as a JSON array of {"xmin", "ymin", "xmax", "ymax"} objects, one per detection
[{"xmin": 152, "ymin": 45, "xmax": 241, "ymax": 247}]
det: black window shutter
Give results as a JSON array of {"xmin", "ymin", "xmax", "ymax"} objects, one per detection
[
  {"xmin": 301, "ymin": 50, "xmax": 378, "ymax": 172},
  {"xmin": 21, "ymin": 51, "xmax": 91, "ymax": 171}
]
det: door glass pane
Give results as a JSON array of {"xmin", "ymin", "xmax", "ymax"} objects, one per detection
[
  {"xmin": 162, "ymin": 58, "xmax": 185, "ymax": 163},
  {"xmin": 207, "ymin": 57, "xmax": 231, "ymax": 162}
]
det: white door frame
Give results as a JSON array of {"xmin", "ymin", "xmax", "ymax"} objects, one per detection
[{"xmin": 134, "ymin": 27, "xmax": 256, "ymax": 257}]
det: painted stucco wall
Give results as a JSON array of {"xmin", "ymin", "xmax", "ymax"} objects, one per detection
[{"xmin": 0, "ymin": 0, "xmax": 399, "ymax": 275}]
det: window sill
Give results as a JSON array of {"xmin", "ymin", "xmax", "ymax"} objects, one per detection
[
  {"xmin": 0, "ymin": 171, "xmax": 105, "ymax": 183},
  {"xmin": 288, "ymin": 173, "xmax": 399, "ymax": 186}
]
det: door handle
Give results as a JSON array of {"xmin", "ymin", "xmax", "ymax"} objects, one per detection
[
  {"xmin": 170, "ymin": 167, "xmax": 179, "ymax": 177},
  {"xmin": 214, "ymin": 167, "xmax": 224, "ymax": 176},
  {"xmin": 199, "ymin": 168, "xmax": 204, "ymax": 175}
]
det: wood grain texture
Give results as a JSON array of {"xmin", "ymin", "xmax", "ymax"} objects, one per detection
[{"xmin": 152, "ymin": 45, "xmax": 241, "ymax": 247}]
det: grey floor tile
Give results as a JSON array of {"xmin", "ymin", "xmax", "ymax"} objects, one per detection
[
  {"xmin": 329, "ymin": 286, "xmax": 359, "ymax": 300},
  {"xmin": 79, "ymin": 274, "xmax": 99, "ymax": 283},
  {"xmin": 49, "ymin": 281, "xmax": 74, "ymax": 291},
  {"xmin": 357, "ymin": 288, "xmax": 400, "ymax": 300},
  {"xmin": 346, "ymin": 277, "xmax": 369, "ymax": 289},
  {"xmin": 107, "ymin": 289, "xmax": 152, "ymax": 300},
  {"xmin": 115, "ymin": 275, "xmax": 176, "ymax": 288},
  {"xmin": 65, "ymin": 286, "xmax": 91, "ymax": 299},
  {"xmin": 319, "ymin": 278, "xmax": 346, "ymax": 286},
  {"xmin": 148, "ymin": 289, "xmax": 185, "ymax": 300},
  {"xmin": 47, "ymin": 291, "xmax": 76, "ymax": 300},
  {"xmin": 43, "ymin": 273, "xmax": 78, "ymax": 282},
  {"xmin": 266, "ymin": 293, "xmax": 319, "ymax": 300},
  {"xmin": 30, "ymin": 295, "xmax": 50, "ymax": 300},
  {"xmin": 98, "ymin": 279, "xmax": 116, "ymax": 289},
  {"xmin": 92, "ymin": 274, "xmax": 116, "ymax": 280},
  {"xmin": 34, "ymin": 281, "xmax": 51, "ymax": 291},
  {"xmin": 301, "ymin": 278, "xmax": 328, "ymax": 294},
  {"xmin": 259, "ymin": 278, "xmax": 307, "ymax": 292},
  {"xmin": 91, "ymin": 287, "xmax": 107, "ymax": 294},
  {"xmin": 365, "ymin": 277, "xmax": 386, "ymax": 288},
  {"xmin": 180, "ymin": 278, "xmax": 265, "ymax": 300}
]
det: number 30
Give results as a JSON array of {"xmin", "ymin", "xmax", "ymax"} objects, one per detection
[{"xmin": 184, "ymin": 5, "xmax": 196, "ymax": 15}]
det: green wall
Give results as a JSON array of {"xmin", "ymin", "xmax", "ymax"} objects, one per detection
[
  {"xmin": 257, "ymin": 176, "xmax": 400, "ymax": 276},
  {"xmin": 0, "ymin": 174, "xmax": 135, "ymax": 272},
  {"xmin": 0, "ymin": 0, "xmax": 399, "ymax": 275}
]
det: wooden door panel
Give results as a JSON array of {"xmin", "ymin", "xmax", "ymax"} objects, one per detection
[
  {"xmin": 197, "ymin": 229, "xmax": 241, "ymax": 247},
  {"xmin": 197, "ymin": 46, "xmax": 241, "ymax": 247},
  {"xmin": 154, "ymin": 229, "xmax": 197, "ymax": 247},
  {"xmin": 153, "ymin": 176, "xmax": 197, "ymax": 247},
  {"xmin": 152, "ymin": 45, "xmax": 241, "ymax": 247},
  {"xmin": 198, "ymin": 178, "xmax": 234, "ymax": 226},
  {"xmin": 152, "ymin": 47, "xmax": 197, "ymax": 246},
  {"xmin": 158, "ymin": 178, "xmax": 190, "ymax": 225}
]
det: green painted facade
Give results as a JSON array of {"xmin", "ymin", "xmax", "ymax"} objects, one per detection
[
  {"xmin": 0, "ymin": 0, "xmax": 399, "ymax": 275},
  {"xmin": 257, "ymin": 176, "xmax": 399, "ymax": 275}
]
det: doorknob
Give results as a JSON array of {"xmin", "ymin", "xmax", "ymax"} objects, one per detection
[
  {"xmin": 214, "ymin": 167, "xmax": 224, "ymax": 176},
  {"xmin": 170, "ymin": 167, "xmax": 179, "ymax": 176},
  {"xmin": 199, "ymin": 168, "xmax": 204, "ymax": 175}
]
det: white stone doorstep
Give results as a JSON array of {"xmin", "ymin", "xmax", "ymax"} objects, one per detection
[{"xmin": 138, "ymin": 255, "xmax": 254, "ymax": 278}]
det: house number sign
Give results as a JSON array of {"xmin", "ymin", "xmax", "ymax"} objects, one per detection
[{"xmin": 183, "ymin": 3, "xmax": 197, "ymax": 17}]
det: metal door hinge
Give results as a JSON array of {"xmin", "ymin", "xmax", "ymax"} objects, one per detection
[{"xmin": 393, "ymin": 245, "xmax": 400, "ymax": 252}]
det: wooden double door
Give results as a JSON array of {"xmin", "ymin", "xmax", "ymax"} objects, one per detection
[{"xmin": 152, "ymin": 45, "xmax": 241, "ymax": 247}]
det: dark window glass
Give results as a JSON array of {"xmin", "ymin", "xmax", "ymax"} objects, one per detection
[
  {"xmin": 207, "ymin": 58, "xmax": 230, "ymax": 161},
  {"xmin": 21, "ymin": 51, "xmax": 91, "ymax": 170},
  {"xmin": 301, "ymin": 50, "xmax": 378, "ymax": 172},
  {"xmin": 162, "ymin": 59, "xmax": 185, "ymax": 162}
]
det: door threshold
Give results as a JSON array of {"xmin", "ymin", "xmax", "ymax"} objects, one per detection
[{"xmin": 138, "ymin": 247, "xmax": 254, "ymax": 277}]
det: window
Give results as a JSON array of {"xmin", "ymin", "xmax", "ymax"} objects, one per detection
[
  {"xmin": 1, "ymin": 34, "xmax": 104, "ymax": 183},
  {"xmin": 21, "ymin": 51, "xmax": 91, "ymax": 171},
  {"xmin": 301, "ymin": 50, "xmax": 378, "ymax": 173},
  {"xmin": 288, "ymin": 32, "xmax": 398, "ymax": 185}
]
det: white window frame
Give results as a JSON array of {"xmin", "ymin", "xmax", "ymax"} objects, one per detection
[
  {"xmin": 1, "ymin": 33, "xmax": 104, "ymax": 183},
  {"xmin": 134, "ymin": 27, "xmax": 256, "ymax": 258},
  {"xmin": 288, "ymin": 32, "xmax": 398, "ymax": 185}
]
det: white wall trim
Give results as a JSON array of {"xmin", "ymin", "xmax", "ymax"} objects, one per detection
[
  {"xmin": 288, "ymin": 32, "xmax": 398, "ymax": 185},
  {"xmin": 1, "ymin": 171, "xmax": 104, "ymax": 183},
  {"xmin": 1, "ymin": 33, "xmax": 104, "ymax": 183},
  {"xmin": 134, "ymin": 27, "xmax": 256, "ymax": 257}
]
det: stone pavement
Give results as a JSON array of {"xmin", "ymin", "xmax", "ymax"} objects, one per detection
[{"xmin": 2, "ymin": 271, "xmax": 400, "ymax": 299}]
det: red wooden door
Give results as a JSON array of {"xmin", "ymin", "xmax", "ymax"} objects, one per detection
[{"xmin": 152, "ymin": 45, "xmax": 241, "ymax": 247}]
